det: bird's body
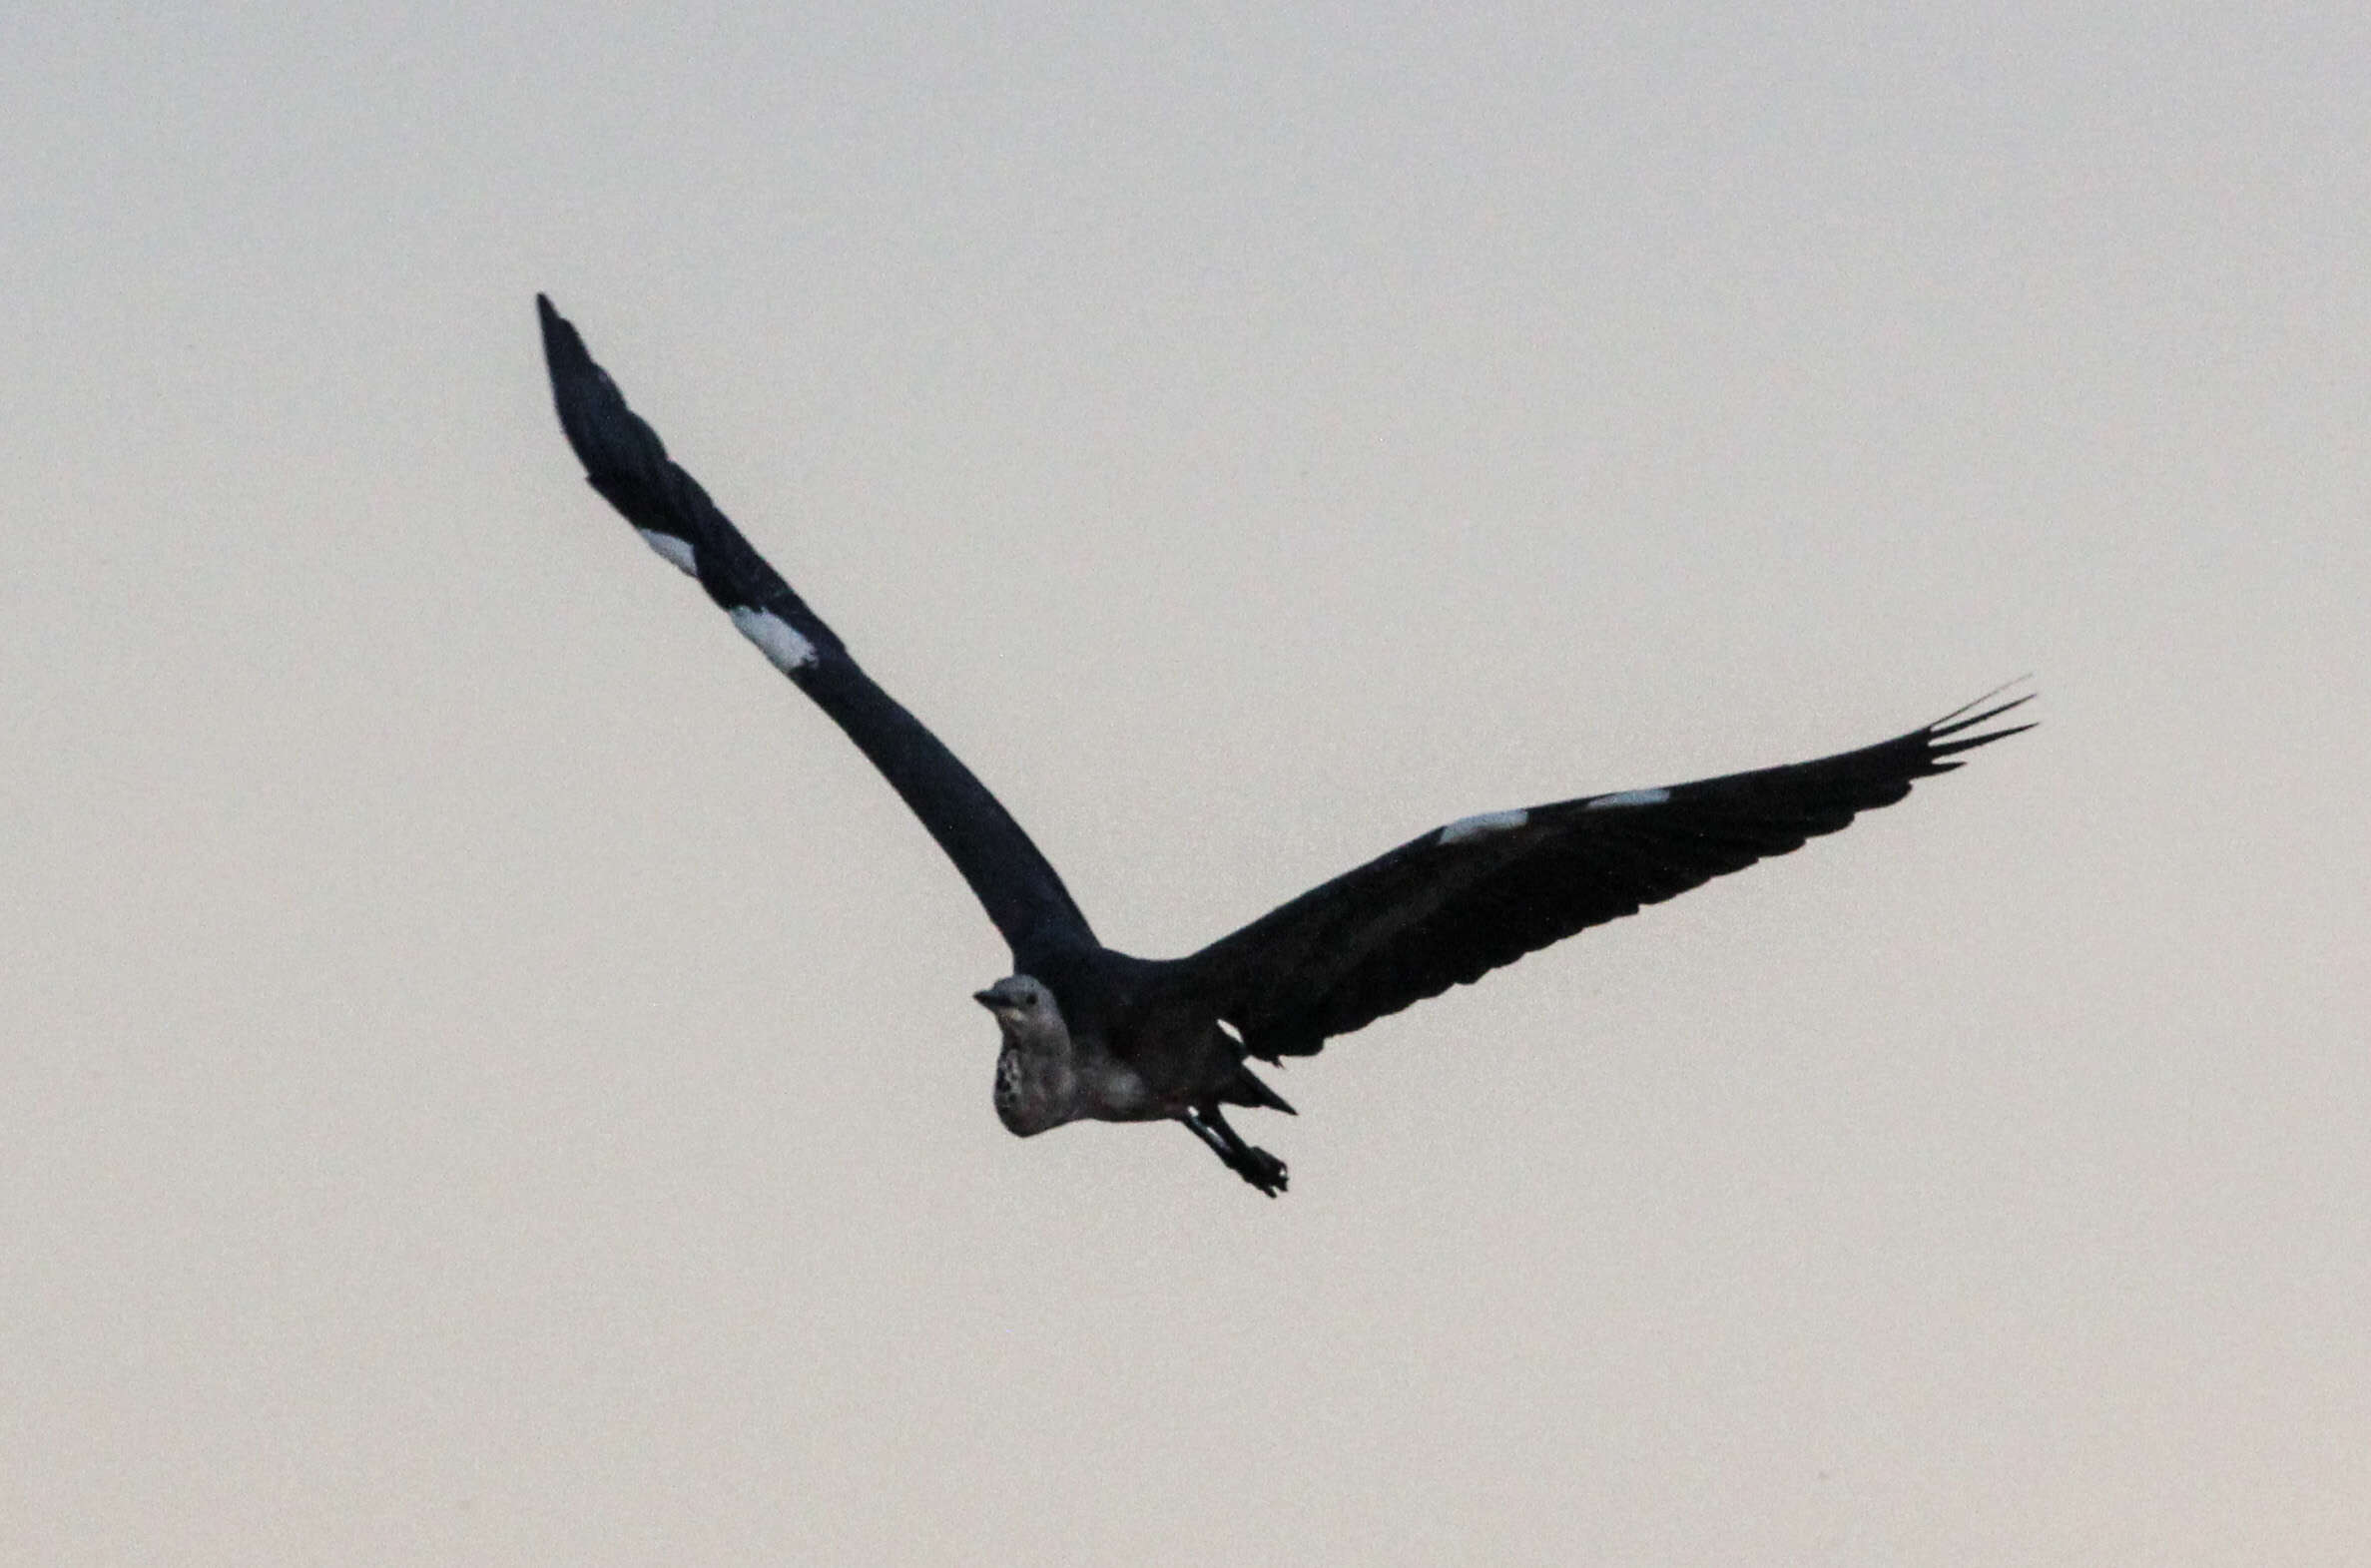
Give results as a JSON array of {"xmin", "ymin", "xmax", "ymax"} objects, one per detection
[
  {"xmin": 979, "ymin": 961, "xmax": 1297, "ymax": 1181},
  {"xmin": 981, "ymin": 974, "xmax": 1163, "ymax": 1135},
  {"xmin": 536, "ymin": 294, "xmax": 2032, "ymax": 1197}
]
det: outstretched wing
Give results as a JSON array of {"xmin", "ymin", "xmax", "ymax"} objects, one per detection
[
  {"xmin": 1179, "ymin": 694, "xmax": 2032, "ymax": 1058},
  {"xmin": 538, "ymin": 295, "xmax": 1095, "ymax": 963}
]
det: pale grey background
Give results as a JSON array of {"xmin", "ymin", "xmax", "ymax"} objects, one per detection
[{"xmin": 5, "ymin": 3, "xmax": 2365, "ymax": 1563}]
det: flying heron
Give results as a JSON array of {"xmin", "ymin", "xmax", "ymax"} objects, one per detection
[{"xmin": 536, "ymin": 295, "xmax": 2031, "ymax": 1197}]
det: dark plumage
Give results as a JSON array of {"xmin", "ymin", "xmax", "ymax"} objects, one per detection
[{"xmin": 538, "ymin": 294, "xmax": 2033, "ymax": 1197}]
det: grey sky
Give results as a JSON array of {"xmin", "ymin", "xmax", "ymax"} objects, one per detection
[{"xmin": 5, "ymin": 3, "xmax": 2365, "ymax": 1562}]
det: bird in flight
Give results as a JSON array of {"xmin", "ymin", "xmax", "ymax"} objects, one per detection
[{"xmin": 537, "ymin": 295, "xmax": 2031, "ymax": 1197}]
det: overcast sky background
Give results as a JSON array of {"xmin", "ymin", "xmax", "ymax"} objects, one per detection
[{"xmin": 5, "ymin": 3, "xmax": 2366, "ymax": 1562}]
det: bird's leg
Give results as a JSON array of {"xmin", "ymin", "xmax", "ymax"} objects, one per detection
[{"xmin": 1180, "ymin": 1108, "xmax": 1289, "ymax": 1197}]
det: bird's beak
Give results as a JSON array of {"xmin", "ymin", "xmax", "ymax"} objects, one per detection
[{"xmin": 972, "ymin": 989, "xmax": 1001, "ymax": 1010}]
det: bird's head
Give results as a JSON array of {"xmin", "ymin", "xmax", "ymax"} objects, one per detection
[{"xmin": 972, "ymin": 974, "xmax": 1063, "ymax": 1039}]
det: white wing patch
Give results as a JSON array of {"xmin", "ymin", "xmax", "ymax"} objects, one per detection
[
  {"xmin": 637, "ymin": 528, "xmax": 698, "ymax": 576},
  {"xmin": 1439, "ymin": 808, "xmax": 1528, "ymax": 845},
  {"xmin": 1585, "ymin": 787, "xmax": 1670, "ymax": 810},
  {"xmin": 729, "ymin": 606, "xmax": 819, "ymax": 673}
]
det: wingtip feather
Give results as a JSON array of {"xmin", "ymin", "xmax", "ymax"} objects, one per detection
[
  {"xmin": 1929, "ymin": 718, "xmax": 2037, "ymax": 761},
  {"xmin": 1930, "ymin": 682, "xmax": 2036, "ymax": 736}
]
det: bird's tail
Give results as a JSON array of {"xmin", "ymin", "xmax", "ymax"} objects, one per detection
[{"xmin": 1225, "ymin": 1064, "xmax": 1297, "ymax": 1116}]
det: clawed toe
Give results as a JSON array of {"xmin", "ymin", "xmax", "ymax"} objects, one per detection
[{"xmin": 1236, "ymin": 1147, "xmax": 1289, "ymax": 1197}]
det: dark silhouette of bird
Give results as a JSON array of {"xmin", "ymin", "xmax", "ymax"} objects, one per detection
[{"xmin": 536, "ymin": 295, "xmax": 2032, "ymax": 1197}]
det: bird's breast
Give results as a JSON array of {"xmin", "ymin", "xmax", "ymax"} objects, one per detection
[
  {"xmin": 992, "ymin": 1045, "xmax": 1072, "ymax": 1137},
  {"xmin": 992, "ymin": 1045, "xmax": 1165, "ymax": 1135}
]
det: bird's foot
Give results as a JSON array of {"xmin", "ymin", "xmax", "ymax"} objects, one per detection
[
  {"xmin": 1232, "ymin": 1145, "xmax": 1288, "ymax": 1198},
  {"xmin": 1182, "ymin": 1108, "xmax": 1290, "ymax": 1198}
]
